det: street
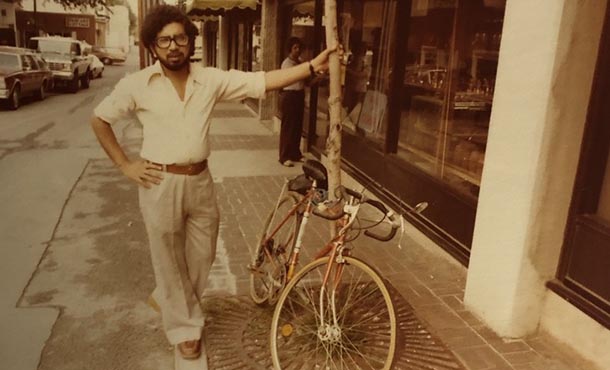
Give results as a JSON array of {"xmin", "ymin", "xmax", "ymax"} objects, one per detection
[{"xmin": 0, "ymin": 50, "xmax": 177, "ymax": 369}]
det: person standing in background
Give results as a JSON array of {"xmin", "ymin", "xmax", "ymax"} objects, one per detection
[{"xmin": 279, "ymin": 37, "xmax": 306, "ymax": 167}]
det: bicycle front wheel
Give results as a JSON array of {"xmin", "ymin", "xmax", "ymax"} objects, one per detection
[
  {"xmin": 270, "ymin": 256, "xmax": 396, "ymax": 370},
  {"xmin": 249, "ymin": 193, "xmax": 301, "ymax": 305}
]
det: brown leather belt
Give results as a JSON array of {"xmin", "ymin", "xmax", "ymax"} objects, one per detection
[{"xmin": 151, "ymin": 160, "xmax": 208, "ymax": 176}]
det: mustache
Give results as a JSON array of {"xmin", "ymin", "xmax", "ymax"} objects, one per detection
[{"xmin": 167, "ymin": 52, "xmax": 184, "ymax": 58}]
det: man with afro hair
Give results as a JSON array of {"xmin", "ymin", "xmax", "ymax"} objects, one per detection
[{"xmin": 91, "ymin": 3, "xmax": 335, "ymax": 362}]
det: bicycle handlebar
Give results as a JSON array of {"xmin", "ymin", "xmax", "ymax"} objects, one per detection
[{"xmin": 336, "ymin": 186, "xmax": 400, "ymax": 242}]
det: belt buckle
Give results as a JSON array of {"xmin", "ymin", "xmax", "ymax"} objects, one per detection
[{"xmin": 188, "ymin": 165, "xmax": 194, "ymax": 173}]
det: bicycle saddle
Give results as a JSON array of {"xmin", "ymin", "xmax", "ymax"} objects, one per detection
[
  {"xmin": 288, "ymin": 174, "xmax": 312, "ymax": 195},
  {"xmin": 302, "ymin": 160, "xmax": 328, "ymax": 190}
]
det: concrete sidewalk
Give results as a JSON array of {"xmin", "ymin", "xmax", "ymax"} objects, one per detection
[
  {"xmin": 22, "ymin": 101, "xmax": 592, "ymax": 370},
  {"xmin": 204, "ymin": 102, "xmax": 592, "ymax": 370}
]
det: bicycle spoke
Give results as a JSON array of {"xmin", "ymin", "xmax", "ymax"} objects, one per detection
[
  {"xmin": 340, "ymin": 333, "xmax": 387, "ymax": 369},
  {"xmin": 342, "ymin": 300, "xmax": 392, "ymax": 330},
  {"xmin": 250, "ymin": 194, "xmax": 301, "ymax": 305},
  {"xmin": 271, "ymin": 257, "xmax": 396, "ymax": 370}
]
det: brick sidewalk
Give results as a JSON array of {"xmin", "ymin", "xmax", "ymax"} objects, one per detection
[{"xmin": 207, "ymin": 102, "xmax": 593, "ymax": 370}]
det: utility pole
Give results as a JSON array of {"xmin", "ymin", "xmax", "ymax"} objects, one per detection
[{"xmin": 33, "ymin": 0, "xmax": 38, "ymax": 37}]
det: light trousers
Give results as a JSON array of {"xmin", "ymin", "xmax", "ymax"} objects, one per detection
[{"xmin": 138, "ymin": 169, "xmax": 219, "ymax": 345}]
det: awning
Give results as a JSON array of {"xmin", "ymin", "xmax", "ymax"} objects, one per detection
[{"xmin": 187, "ymin": 0, "xmax": 258, "ymax": 16}]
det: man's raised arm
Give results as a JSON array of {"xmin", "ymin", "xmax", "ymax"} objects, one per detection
[{"xmin": 264, "ymin": 46, "xmax": 336, "ymax": 92}]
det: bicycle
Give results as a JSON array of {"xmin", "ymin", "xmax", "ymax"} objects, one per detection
[
  {"xmin": 249, "ymin": 160, "xmax": 336, "ymax": 305},
  {"xmin": 268, "ymin": 171, "xmax": 428, "ymax": 369}
]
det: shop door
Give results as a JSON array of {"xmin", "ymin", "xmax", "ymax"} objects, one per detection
[{"xmin": 551, "ymin": 4, "xmax": 610, "ymax": 329}]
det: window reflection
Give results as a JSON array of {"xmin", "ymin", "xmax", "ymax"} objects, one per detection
[
  {"xmin": 397, "ymin": 0, "xmax": 505, "ymax": 198},
  {"xmin": 310, "ymin": 0, "xmax": 505, "ymax": 201},
  {"xmin": 316, "ymin": 0, "xmax": 396, "ymax": 147}
]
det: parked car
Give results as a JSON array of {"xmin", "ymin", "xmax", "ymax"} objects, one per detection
[
  {"xmin": 90, "ymin": 55, "xmax": 104, "ymax": 79},
  {"xmin": 0, "ymin": 46, "xmax": 54, "ymax": 110},
  {"xmin": 92, "ymin": 46, "xmax": 127, "ymax": 65},
  {"xmin": 28, "ymin": 36, "xmax": 92, "ymax": 93}
]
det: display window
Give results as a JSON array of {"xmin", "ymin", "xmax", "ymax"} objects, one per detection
[
  {"xmin": 312, "ymin": 0, "xmax": 506, "ymax": 201},
  {"xmin": 306, "ymin": 0, "xmax": 506, "ymax": 255},
  {"xmin": 314, "ymin": 0, "xmax": 396, "ymax": 149},
  {"xmin": 549, "ymin": 3, "xmax": 610, "ymax": 328},
  {"xmin": 396, "ymin": 0, "xmax": 505, "ymax": 199}
]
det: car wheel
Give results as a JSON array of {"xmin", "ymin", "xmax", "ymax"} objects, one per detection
[
  {"xmin": 81, "ymin": 70, "xmax": 90, "ymax": 89},
  {"xmin": 102, "ymin": 58, "xmax": 112, "ymax": 65},
  {"xmin": 98, "ymin": 70, "xmax": 103, "ymax": 78},
  {"xmin": 37, "ymin": 81, "xmax": 47, "ymax": 100},
  {"xmin": 69, "ymin": 73, "xmax": 79, "ymax": 93},
  {"xmin": 9, "ymin": 84, "xmax": 20, "ymax": 110}
]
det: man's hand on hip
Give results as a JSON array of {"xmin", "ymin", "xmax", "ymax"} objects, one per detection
[{"xmin": 120, "ymin": 159, "xmax": 164, "ymax": 188}]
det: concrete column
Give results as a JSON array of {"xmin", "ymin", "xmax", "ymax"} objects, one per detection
[
  {"xmin": 464, "ymin": 0, "xmax": 600, "ymax": 337},
  {"xmin": 218, "ymin": 15, "xmax": 229, "ymax": 70},
  {"xmin": 259, "ymin": 0, "xmax": 280, "ymax": 123}
]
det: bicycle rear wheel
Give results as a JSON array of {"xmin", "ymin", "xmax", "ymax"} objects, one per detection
[
  {"xmin": 270, "ymin": 256, "xmax": 396, "ymax": 370},
  {"xmin": 249, "ymin": 193, "xmax": 301, "ymax": 305}
]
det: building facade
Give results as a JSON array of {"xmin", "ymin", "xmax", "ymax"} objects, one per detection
[
  {"xmin": 253, "ymin": 0, "xmax": 610, "ymax": 368},
  {"xmin": 0, "ymin": 0, "xmax": 19, "ymax": 46},
  {"xmin": 179, "ymin": 0, "xmax": 610, "ymax": 367},
  {"xmin": 15, "ymin": 11, "xmax": 96, "ymax": 46}
]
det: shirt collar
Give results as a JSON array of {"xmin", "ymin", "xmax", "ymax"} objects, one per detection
[
  {"xmin": 143, "ymin": 61, "xmax": 163, "ymax": 85},
  {"xmin": 144, "ymin": 61, "xmax": 205, "ymax": 86},
  {"xmin": 190, "ymin": 63, "xmax": 206, "ymax": 85}
]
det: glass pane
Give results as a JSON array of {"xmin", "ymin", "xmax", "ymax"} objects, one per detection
[
  {"xmin": 315, "ymin": 0, "xmax": 396, "ymax": 150},
  {"xmin": 396, "ymin": 0, "xmax": 505, "ymax": 199}
]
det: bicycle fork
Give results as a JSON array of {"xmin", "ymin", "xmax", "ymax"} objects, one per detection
[{"xmin": 316, "ymin": 235, "xmax": 347, "ymax": 344}]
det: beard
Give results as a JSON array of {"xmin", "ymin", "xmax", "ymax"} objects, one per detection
[{"xmin": 157, "ymin": 51, "xmax": 189, "ymax": 71}]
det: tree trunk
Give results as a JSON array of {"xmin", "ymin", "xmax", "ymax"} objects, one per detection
[{"xmin": 324, "ymin": 0, "xmax": 342, "ymax": 200}]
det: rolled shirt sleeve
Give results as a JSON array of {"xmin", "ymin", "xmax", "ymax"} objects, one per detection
[
  {"xmin": 214, "ymin": 69, "xmax": 266, "ymax": 102},
  {"xmin": 93, "ymin": 76, "xmax": 136, "ymax": 125}
]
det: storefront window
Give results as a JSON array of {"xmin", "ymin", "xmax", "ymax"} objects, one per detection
[
  {"xmin": 315, "ymin": 0, "xmax": 396, "ymax": 149},
  {"xmin": 397, "ymin": 0, "xmax": 505, "ymax": 199}
]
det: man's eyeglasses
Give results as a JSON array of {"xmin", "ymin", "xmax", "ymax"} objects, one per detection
[{"xmin": 155, "ymin": 34, "xmax": 189, "ymax": 49}]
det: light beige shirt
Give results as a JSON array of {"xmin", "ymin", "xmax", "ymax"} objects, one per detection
[
  {"xmin": 94, "ymin": 61, "xmax": 266, "ymax": 164},
  {"xmin": 280, "ymin": 57, "xmax": 304, "ymax": 91}
]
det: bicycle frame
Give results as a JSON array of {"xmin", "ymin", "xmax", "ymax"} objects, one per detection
[
  {"xmin": 269, "ymin": 183, "xmax": 416, "ymax": 369},
  {"xmin": 258, "ymin": 179, "xmax": 319, "ymax": 282},
  {"xmin": 315, "ymin": 202, "xmax": 361, "ymax": 330}
]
